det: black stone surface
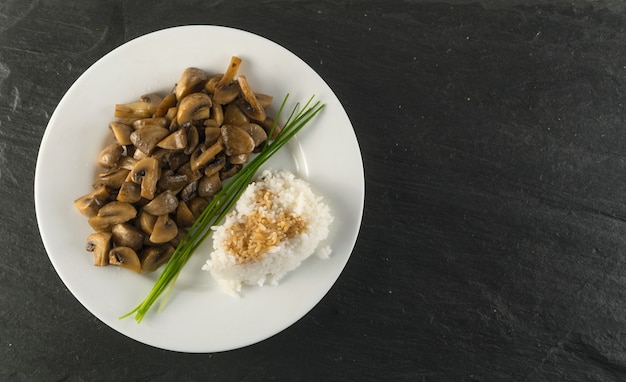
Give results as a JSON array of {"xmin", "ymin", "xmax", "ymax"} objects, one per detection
[{"xmin": 3, "ymin": 1, "xmax": 626, "ymax": 380}]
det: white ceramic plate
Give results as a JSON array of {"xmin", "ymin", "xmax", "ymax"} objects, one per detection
[{"xmin": 35, "ymin": 26, "xmax": 364, "ymax": 353}]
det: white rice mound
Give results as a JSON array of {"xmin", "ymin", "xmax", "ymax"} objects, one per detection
[{"xmin": 202, "ymin": 170, "xmax": 333, "ymax": 295}]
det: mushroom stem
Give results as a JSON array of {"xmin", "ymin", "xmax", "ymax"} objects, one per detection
[
  {"xmin": 216, "ymin": 56, "xmax": 242, "ymax": 87},
  {"xmin": 237, "ymin": 75, "xmax": 266, "ymax": 122}
]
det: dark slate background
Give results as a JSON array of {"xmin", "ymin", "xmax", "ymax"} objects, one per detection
[{"xmin": 3, "ymin": 0, "xmax": 626, "ymax": 380}]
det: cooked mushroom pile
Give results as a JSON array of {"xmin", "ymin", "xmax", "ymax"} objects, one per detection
[{"xmin": 74, "ymin": 56, "xmax": 280, "ymax": 273}]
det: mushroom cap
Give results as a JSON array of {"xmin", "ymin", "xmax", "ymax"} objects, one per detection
[
  {"xmin": 112, "ymin": 223, "xmax": 145, "ymax": 251},
  {"xmin": 239, "ymin": 123, "xmax": 268, "ymax": 148},
  {"xmin": 188, "ymin": 197, "xmax": 209, "ymax": 218},
  {"xmin": 98, "ymin": 143, "xmax": 124, "ymax": 168},
  {"xmin": 175, "ymin": 67, "xmax": 209, "ymax": 101},
  {"xmin": 95, "ymin": 168, "xmax": 130, "ymax": 190},
  {"xmin": 228, "ymin": 153, "xmax": 249, "ymax": 165},
  {"xmin": 179, "ymin": 179, "xmax": 198, "ymax": 203},
  {"xmin": 197, "ymin": 173, "xmax": 222, "ymax": 197},
  {"xmin": 109, "ymin": 246, "xmax": 141, "ymax": 273},
  {"xmin": 183, "ymin": 125, "xmax": 200, "ymax": 155},
  {"xmin": 213, "ymin": 81, "xmax": 240, "ymax": 105},
  {"xmin": 203, "ymin": 154, "xmax": 226, "ymax": 178},
  {"xmin": 259, "ymin": 117, "xmax": 282, "ymax": 139},
  {"xmin": 109, "ymin": 122, "xmax": 134, "ymax": 146},
  {"xmin": 157, "ymin": 173, "xmax": 188, "ymax": 193},
  {"xmin": 223, "ymin": 102, "xmax": 250, "ymax": 126},
  {"xmin": 132, "ymin": 117, "xmax": 169, "ymax": 130},
  {"xmin": 150, "ymin": 215, "xmax": 179, "ymax": 244},
  {"xmin": 116, "ymin": 181, "xmax": 142, "ymax": 203},
  {"xmin": 190, "ymin": 141, "xmax": 223, "ymax": 172},
  {"xmin": 142, "ymin": 190, "xmax": 179, "ymax": 216},
  {"xmin": 85, "ymin": 232, "xmax": 112, "ymax": 266},
  {"xmin": 221, "ymin": 125, "xmax": 255, "ymax": 156},
  {"xmin": 87, "ymin": 201, "xmax": 137, "ymax": 232},
  {"xmin": 74, "ymin": 185, "xmax": 110, "ymax": 217},
  {"xmin": 129, "ymin": 157, "xmax": 160, "ymax": 200},
  {"xmin": 176, "ymin": 92, "xmax": 212, "ymax": 126},
  {"xmin": 175, "ymin": 200, "xmax": 195, "ymax": 228},
  {"xmin": 157, "ymin": 128, "xmax": 187, "ymax": 150},
  {"xmin": 140, "ymin": 245, "xmax": 175, "ymax": 273},
  {"xmin": 130, "ymin": 125, "xmax": 170, "ymax": 155},
  {"xmin": 137, "ymin": 210, "xmax": 157, "ymax": 236},
  {"xmin": 219, "ymin": 162, "xmax": 242, "ymax": 179},
  {"xmin": 154, "ymin": 92, "xmax": 178, "ymax": 118}
]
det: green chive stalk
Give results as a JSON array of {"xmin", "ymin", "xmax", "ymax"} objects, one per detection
[{"xmin": 121, "ymin": 95, "xmax": 325, "ymax": 323}]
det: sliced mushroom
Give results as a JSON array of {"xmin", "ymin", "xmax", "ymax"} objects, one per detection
[
  {"xmin": 154, "ymin": 93, "xmax": 177, "ymax": 118},
  {"xmin": 167, "ymin": 150, "xmax": 190, "ymax": 172},
  {"xmin": 149, "ymin": 147, "xmax": 172, "ymax": 168},
  {"xmin": 192, "ymin": 106, "xmax": 211, "ymax": 121},
  {"xmin": 204, "ymin": 127, "xmax": 221, "ymax": 146},
  {"xmin": 109, "ymin": 246, "xmax": 141, "ymax": 273},
  {"xmin": 211, "ymin": 102, "xmax": 224, "ymax": 126},
  {"xmin": 221, "ymin": 125, "xmax": 255, "ymax": 156},
  {"xmin": 213, "ymin": 81, "xmax": 240, "ymax": 105},
  {"xmin": 141, "ymin": 245, "xmax": 175, "ymax": 273},
  {"xmin": 218, "ymin": 56, "xmax": 242, "ymax": 86},
  {"xmin": 203, "ymin": 119, "xmax": 219, "ymax": 128},
  {"xmin": 259, "ymin": 117, "xmax": 282, "ymax": 139},
  {"xmin": 223, "ymin": 102, "xmax": 250, "ymax": 126},
  {"xmin": 203, "ymin": 154, "xmax": 226, "ymax": 177},
  {"xmin": 179, "ymin": 180, "xmax": 198, "ymax": 202},
  {"xmin": 142, "ymin": 190, "xmax": 179, "ymax": 216},
  {"xmin": 219, "ymin": 162, "xmax": 242, "ymax": 179},
  {"xmin": 137, "ymin": 210, "xmax": 157, "ymax": 236},
  {"xmin": 169, "ymin": 229, "xmax": 186, "ymax": 248},
  {"xmin": 132, "ymin": 117, "xmax": 169, "ymax": 130},
  {"xmin": 197, "ymin": 173, "xmax": 222, "ymax": 197},
  {"xmin": 95, "ymin": 168, "xmax": 130, "ymax": 190},
  {"xmin": 129, "ymin": 157, "xmax": 160, "ymax": 200},
  {"xmin": 111, "ymin": 223, "xmax": 145, "ymax": 251},
  {"xmin": 166, "ymin": 107, "xmax": 178, "ymax": 125},
  {"xmin": 237, "ymin": 75, "xmax": 266, "ymax": 122},
  {"xmin": 176, "ymin": 92, "xmax": 212, "ymax": 126},
  {"xmin": 183, "ymin": 125, "xmax": 200, "ymax": 155},
  {"xmin": 175, "ymin": 67, "xmax": 209, "ymax": 101},
  {"xmin": 116, "ymin": 156, "xmax": 138, "ymax": 171},
  {"xmin": 190, "ymin": 141, "xmax": 223, "ymax": 172},
  {"xmin": 116, "ymin": 181, "xmax": 142, "ymax": 203},
  {"xmin": 74, "ymin": 185, "xmax": 110, "ymax": 217},
  {"xmin": 239, "ymin": 123, "xmax": 267, "ymax": 148},
  {"xmin": 255, "ymin": 93, "xmax": 273, "ymax": 108},
  {"xmin": 175, "ymin": 200, "xmax": 195, "ymax": 228},
  {"xmin": 157, "ymin": 128, "xmax": 187, "ymax": 150},
  {"xmin": 88, "ymin": 201, "xmax": 137, "ymax": 232},
  {"xmin": 150, "ymin": 215, "xmax": 178, "ymax": 244},
  {"xmin": 97, "ymin": 143, "xmax": 124, "ymax": 168},
  {"xmin": 157, "ymin": 173, "xmax": 188, "ymax": 193},
  {"xmin": 228, "ymin": 153, "xmax": 249, "ymax": 165},
  {"xmin": 85, "ymin": 232, "xmax": 112, "ymax": 266},
  {"xmin": 213, "ymin": 56, "xmax": 242, "ymax": 104},
  {"xmin": 133, "ymin": 148, "xmax": 148, "ymax": 161},
  {"xmin": 188, "ymin": 196, "xmax": 209, "ymax": 218},
  {"xmin": 176, "ymin": 162, "xmax": 203, "ymax": 183},
  {"xmin": 140, "ymin": 93, "xmax": 163, "ymax": 105},
  {"xmin": 114, "ymin": 93, "xmax": 162, "ymax": 118},
  {"xmin": 204, "ymin": 73, "xmax": 222, "ymax": 94},
  {"xmin": 109, "ymin": 122, "xmax": 134, "ymax": 145},
  {"xmin": 130, "ymin": 125, "xmax": 169, "ymax": 155}
]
